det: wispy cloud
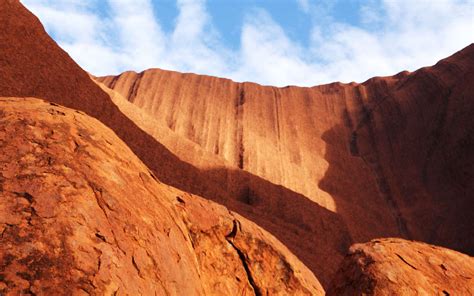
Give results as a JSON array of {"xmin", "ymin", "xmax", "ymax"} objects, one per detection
[
  {"xmin": 107, "ymin": 0, "xmax": 166, "ymax": 70},
  {"xmin": 22, "ymin": 0, "xmax": 473, "ymax": 86},
  {"xmin": 296, "ymin": 0, "xmax": 310, "ymax": 13}
]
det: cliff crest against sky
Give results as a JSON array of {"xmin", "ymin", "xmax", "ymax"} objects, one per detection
[{"xmin": 22, "ymin": 0, "xmax": 474, "ymax": 86}]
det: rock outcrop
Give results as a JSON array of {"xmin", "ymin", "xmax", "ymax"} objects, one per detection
[
  {"xmin": 1, "ymin": 0, "xmax": 350, "ymax": 285},
  {"xmin": 326, "ymin": 238, "xmax": 474, "ymax": 295},
  {"xmin": 1, "ymin": 0, "xmax": 473, "ymax": 292},
  {"xmin": 0, "ymin": 97, "xmax": 323, "ymax": 295},
  {"xmin": 98, "ymin": 45, "xmax": 474, "ymax": 285}
]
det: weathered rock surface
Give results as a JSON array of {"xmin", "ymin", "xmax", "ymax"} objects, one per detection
[
  {"xmin": 0, "ymin": 97, "xmax": 323, "ymax": 295},
  {"xmin": 327, "ymin": 238, "xmax": 474, "ymax": 295},
  {"xmin": 1, "ymin": 0, "xmax": 474, "ymax": 291},
  {"xmin": 0, "ymin": 0, "xmax": 350, "ymax": 286},
  {"xmin": 98, "ymin": 44, "xmax": 474, "ymax": 285}
]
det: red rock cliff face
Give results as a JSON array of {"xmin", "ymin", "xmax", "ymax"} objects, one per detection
[
  {"xmin": 0, "ymin": 97, "xmax": 324, "ymax": 295},
  {"xmin": 0, "ymin": 0, "xmax": 350, "ymax": 286},
  {"xmin": 0, "ymin": 0, "xmax": 339, "ymax": 288},
  {"xmin": 2, "ymin": 0, "xmax": 473, "ymax": 290},
  {"xmin": 98, "ymin": 45, "xmax": 474, "ymax": 259}
]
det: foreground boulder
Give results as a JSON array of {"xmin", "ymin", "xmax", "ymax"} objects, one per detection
[
  {"xmin": 0, "ymin": 97, "xmax": 323, "ymax": 295},
  {"xmin": 327, "ymin": 238, "xmax": 474, "ymax": 295}
]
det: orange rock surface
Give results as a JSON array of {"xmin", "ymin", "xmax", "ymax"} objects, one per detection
[
  {"xmin": 98, "ymin": 46, "xmax": 474, "ymax": 284},
  {"xmin": 0, "ymin": 97, "xmax": 323, "ymax": 295},
  {"xmin": 1, "ymin": 0, "xmax": 473, "ymax": 293},
  {"xmin": 326, "ymin": 238, "xmax": 474, "ymax": 295},
  {"xmin": 1, "ymin": 0, "xmax": 350, "ymax": 285}
]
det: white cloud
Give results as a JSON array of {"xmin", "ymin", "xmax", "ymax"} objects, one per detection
[
  {"xmin": 167, "ymin": 0, "xmax": 229, "ymax": 74},
  {"xmin": 107, "ymin": 0, "xmax": 166, "ymax": 71},
  {"xmin": 21, "ymin": 0, "xmax": 474, "ymax": 86},
  {"xmin": 21, "ymin": 1, "xmax": 98, "ymax": 43},
  {"xmin": 296, "ymin": 0, "xmax": 310, "ymax": 13},
  {"xmin": 232, "ymin": 9, "xmax": 315, "ymax": 85},
  {"xmin": 311, "ymin": 0, "xmax": 474, "ymax": 82}
]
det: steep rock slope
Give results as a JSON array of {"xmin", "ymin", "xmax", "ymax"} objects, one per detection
[
  {"xmin": 0, "ymin": 97, "xmax": 323, "ymax": 295},
  {"xmin": 94, "ymin": 79, "xmax": 231, "ymax": 170},
  {"xmin": 0, "ymin": 0, "xmax": 351, "ymax": 285},
  {"xmin": 93, "ymin": 77, "xmax": 353, "ymax": 286},
  {"xmin": 327, "ymin": 238, "xmax": 474, "ymax": 295},
  {"xmin": 0, "ymin": 0, "xmax": 220, "ymax": 194},
  {"xmin": 98, "ymin": 45, "xmax": 474, "ymax": 258},
  {"xmin": 2, "ymin": 0, "xmax": 473, "ymax": 288}
]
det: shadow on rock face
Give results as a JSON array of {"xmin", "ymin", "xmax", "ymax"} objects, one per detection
[
  {"xmin": 318, "ymin": 122, "xmax": 406, "ymax": 246},
  {"xmin": 318, "ymin": 60, "xmax": 474, "ymax": 260},
  {"xmin": 0, "ymin": 1, "xmax": 352, "ymax": 289},
  {"xmin": 195, "ymin": 167, "xmax": 353, "ymax": 288}
]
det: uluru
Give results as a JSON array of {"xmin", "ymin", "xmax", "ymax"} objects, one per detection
[{"xmin": 1, "ymin": 0, "xmax": 473, "ymax": 294}]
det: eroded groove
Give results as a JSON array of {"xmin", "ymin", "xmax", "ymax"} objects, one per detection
[
  {"xmin": 235, "ymin": 85, "xmax": 245, "ymax": 169},
  {"xmin": 272, "ymin": 87, "xmax": 282, "ymax": 142},
  {"xmin": 108, "ymin": 73, "xmax": 121, "ymax": 89},
  {"xmin": 350, "ymin": 87, "xmax": 411, "ymax": 238},
  {"xmin": 89, "ymin": 183, "xmax": 110, "ymax": 220},
  {"xmin": 421, "ymin": 88, "xmax": 451, "ymax": 184},
  {"xmin": 395, "ymin": 253, "xmax": 417, "ymax": 270},
  {"xmin": 225, "ymin": 220, "xmax": 262, "ymax": 296},
  {"xmin": 126, "ymin": 72, "xmax": 144, "ymax": 103},
  {"xmin": 132, "ymin": 256, "xmax": 145, "ymax": 279}
]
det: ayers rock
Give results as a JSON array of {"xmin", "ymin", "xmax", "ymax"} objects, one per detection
[
  {"xmin": 0, "ymin": 97, "xmax": 322, "ymax": 295},
  {"xmin": 326, "ymin": 238, "xmax": 474, "ymax": 295},
  {"xmin": 1, "ymin": 0, "xmax": 473, "ymax": 294},
  {"xmin": 97, "ymin": 44, "xmax": 474, "ymax": 283}
]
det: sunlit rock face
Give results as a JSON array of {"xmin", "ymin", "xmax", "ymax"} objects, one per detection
[
  {"xmin": 327, "ymin": 238, "xmax": 474, "ymax": 295},
  {"xmin": 0, "ymin": 97, "xmax": 324, "ymax": 295},
  {"xmin": 98, "ymin": 46, "xmax": 474, "ymax": 284},
  {"xmin": 1, "ymin": 0, "xmax": 473, "ymax": 292}
]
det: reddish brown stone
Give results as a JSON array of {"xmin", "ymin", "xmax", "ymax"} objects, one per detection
[
  {"xmin": 327, "ymin": 238, "xmax": 474, "ymax": 295},
  {"xmin": 0, "ymin": 0, "xmax": 473, "ymax": 292},
  {"xmin": 97, "ymin": 45, "xmax": 474, "ymax": 285},
  {"xmin": 0, "ymin": 98, "xmax": 323, "ymax": 295}
]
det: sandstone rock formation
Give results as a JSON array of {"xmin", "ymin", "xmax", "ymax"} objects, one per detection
[
  {"xmin": 0, "ymin": 97, "xmax": 323, "ymax": 295},
  {"xmin": 327, "ymin": 238, "xmax": 474, "ymax": 295},
  {"xmin": 98, "ymin": 45, "xmax": 474, "ymax": 286},
  {"xmin": 1, "ymin": 0, "xmax": 474, "ymax": 293},
  {"xmin": 1, "ymin": 0, "xmax": 350, "ymax": 285}
]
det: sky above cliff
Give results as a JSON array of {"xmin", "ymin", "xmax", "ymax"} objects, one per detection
[{"xmin": 22, "ymin": 0, "xmax": 474, "ymax": 86}]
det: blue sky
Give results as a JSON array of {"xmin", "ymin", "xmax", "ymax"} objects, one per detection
[{"xmin": 22, "ymin": 0, "xmax": 474, "ymax": 86}]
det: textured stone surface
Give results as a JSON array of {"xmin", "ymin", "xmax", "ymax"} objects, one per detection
[
  {"xmin": 98, "ymin": 44, "xmax": 474, "ymax": 285},
  {"xmin": 327, "ymin": 238, "xmax": 474, "ymax": 295},
  {"xmin": 0, "ymin": 0, "xmax": 349, "ymax": 285},
  {"xmin": 1, "ymin": 0, "xmax": 473, "ymax": 291},
  {"xmin": 0, "ymin": 97, "xmax": 323, "ymax": 295}
]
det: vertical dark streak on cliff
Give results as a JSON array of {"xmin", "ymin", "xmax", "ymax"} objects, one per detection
[
  {"xmin": 235, "ymin": 84, "xmax": 245, "ymax": 169},
  {"xmin": 272, "ymin": 87, "xmax": 282, "ymax": 142},
  {"xmin": 341, "ymin": 89, "xmax": 358, "ymax": 156},
  {"xmin": 126, "ymin": 72, "xmax": 144, "ymax": 103},
  {"xmin": 351, "ymin": 86, "xmax": 411, "ymax": 238},
  {"xmin": 376, "ymin": 95, "xmax": 397, "ymax": 158},
  {"xmin": 166, "ymin": 74, "xmax": 183, "ymax": 131},
  {"xmin": 349, "ymin": 131, "xmax": 359, "ymax": 156},
  {"xmin": 421, "ymin": 73, "xmax": 451, "ymax": 184},
  {"xmin": 108, "ymin": 74, "xmax": 121, "ymax": 89}
]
